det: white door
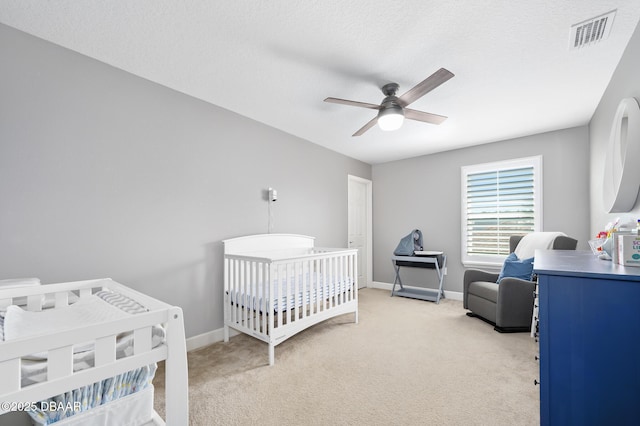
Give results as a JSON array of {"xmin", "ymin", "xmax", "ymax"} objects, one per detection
[{"xmin": 348, "ymin": 175, "xmax": 372, "ymax": 289}]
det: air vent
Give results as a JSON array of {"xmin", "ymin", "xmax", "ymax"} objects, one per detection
[{"xmin": 569, "ymin": 9, "xmax": 616, "ymax": 50}]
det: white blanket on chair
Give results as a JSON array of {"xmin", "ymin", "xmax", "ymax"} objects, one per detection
[{"xmin": 514, "ymin": 232, "xmax": 566, "ymax": 259}]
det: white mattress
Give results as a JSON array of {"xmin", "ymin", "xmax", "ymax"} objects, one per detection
[{"xmin": 229, "ymin": 274, "xmax": 354, "ymax": 313}]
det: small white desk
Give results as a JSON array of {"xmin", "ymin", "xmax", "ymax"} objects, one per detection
[{"xmin": 391, "ymin": 252, "xmax": 446, "ymax": 303}]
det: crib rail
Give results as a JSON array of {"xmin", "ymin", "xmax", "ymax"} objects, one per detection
[
  {"xmin": 224, "ymin": 247, "xmax": 358, "ymax": 365},
  {"xmin": 0, "ymin": 311, "xmax": 167, "ymax": 401},
  {"xmin": 0, "ymin": 278, "xmax": 171, "ymax": 312},
  {"xmin": 0, "ymin": 278, "xmax": 188, "ymax": 425}
]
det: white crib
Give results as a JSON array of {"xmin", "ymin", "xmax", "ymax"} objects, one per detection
[
  {"xmin": 223, "ymin": 234, "xmax": 358, "ymax": 366},
  {"xmin": 0, "ymin": 278, "xmax": 188, "ymax": 425}
]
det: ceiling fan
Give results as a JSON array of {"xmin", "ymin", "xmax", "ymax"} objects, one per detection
[{"xmin": 324, "ymin": 68, "xmax": 454, "ymax": 136}]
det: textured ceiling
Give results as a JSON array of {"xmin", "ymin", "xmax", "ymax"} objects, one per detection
[{"xmin": 1, "ymin": 1, "xmax": 640, "ymax": 164}]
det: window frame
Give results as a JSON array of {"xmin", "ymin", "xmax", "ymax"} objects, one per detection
[{"xmin": 461, "ymin": 155, "xmax": 543, "ymax": 269}]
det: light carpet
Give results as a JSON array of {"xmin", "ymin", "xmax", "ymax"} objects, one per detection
[{"xmin": 154, "ymin": 288, "xmax": 539, "ymax": 425}]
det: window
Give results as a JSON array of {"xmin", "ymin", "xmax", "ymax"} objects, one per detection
[{"xmin": 461, "ymin": 156, "xmax": 542, "ymax": 268}]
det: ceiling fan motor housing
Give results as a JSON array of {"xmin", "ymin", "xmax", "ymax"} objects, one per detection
[
  {"xmin": 378, "ymin": 82, "xmax": 405, "ymax": 123},
  {"xmin": 378, "ymin": 99, "xmax": 404, "ymax": 117},
  {"xmin": 377, "ymin": 89, "xmax": 405, "ymax": 131},
  {"xmin": 379, "ymin": 83, "xmax": 404, "ymax": 117}
]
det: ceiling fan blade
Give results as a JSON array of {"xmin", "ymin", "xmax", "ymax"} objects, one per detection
[
  {"xmin": 404, "ymin": 108, "xmax": 447, "ymax": 125},
  {"xmin": 398, "ymin": 68, "xmax": 454, "ymax": 107},
  {"xmin": 353, "ymin": 117, "xmax": 378, "ymax": 136},
  {"xmin": 324, "ymin": 97, "xmax": 380, "ymax": 110}
]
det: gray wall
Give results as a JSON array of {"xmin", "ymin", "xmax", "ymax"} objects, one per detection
[
  {"xmin": 590, "ymin": 22, "xmax": 640, "ymax": 234},
  {"xmin": 372, "ymin": 126, "xmax": 591, "ymax": 292},
  {"xmin": 0, "ymin": 24, "xmax": 371, "ymax": 338}
]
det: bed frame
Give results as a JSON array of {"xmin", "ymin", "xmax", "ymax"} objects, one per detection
[
  {"xmin": 223, "ymin": 234, "xmax": 358, "ymax": 366},
  {"xmin": 0, "ymin": 278, "xmax": 188, "ymax": 425}
]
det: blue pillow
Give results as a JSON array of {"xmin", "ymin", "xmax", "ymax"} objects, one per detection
[{"xmin": 497, "ymin": 253, "xmax": 534, "ymax": 283}]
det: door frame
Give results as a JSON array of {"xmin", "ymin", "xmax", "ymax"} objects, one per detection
[{"xmin": 348, "ymin": 174, "xmax": 373, "ymax": 288}]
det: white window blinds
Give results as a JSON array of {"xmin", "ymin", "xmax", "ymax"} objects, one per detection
[{"xmin": 461, "ymin": 156, "xmax": 542, "ymax": 266}]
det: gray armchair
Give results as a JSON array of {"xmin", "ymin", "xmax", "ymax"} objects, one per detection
[{"xmin": 463, "ymin": 234, "xmax": 577, "ymax": 332}]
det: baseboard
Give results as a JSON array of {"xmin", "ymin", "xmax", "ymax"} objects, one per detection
[
  {"xmin": 444, "ymin": 290, "xmax": 463, "ymax": 301},
  {"xmin": 186, "ymin": 327, "xmax": 238, "ymax": 352},
  {"xmin": 371, "ymin": 281, "xmax": 463, "ymax": 301},
  {"xmin": 186, "ymin": 285, "xmax": 463, "ymax": 351}
]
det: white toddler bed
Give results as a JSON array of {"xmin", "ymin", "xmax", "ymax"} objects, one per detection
[
  {"xmin": 0, "ymin": 278, "xmax": 188, "ymax": 425},
  {"xmin": 223, "ymin": 234, "xmax": 358, "ymax": 366}
]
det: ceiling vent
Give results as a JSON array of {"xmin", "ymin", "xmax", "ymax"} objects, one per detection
[{"xmin": 569, "ymin": 9, "xmax": 616, "ymax": 50}]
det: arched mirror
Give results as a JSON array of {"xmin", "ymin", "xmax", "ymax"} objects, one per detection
[{"xmin": 603, "ymin": 97, "xmax": 640, "ymax": 213}]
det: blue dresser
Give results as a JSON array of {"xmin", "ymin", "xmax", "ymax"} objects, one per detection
[{"xmin": 534, "ymin": 250, "xmax": 640, "ymax": 425}]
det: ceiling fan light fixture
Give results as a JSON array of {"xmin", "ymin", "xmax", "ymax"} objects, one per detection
[
  {"xmin": 377, "ymin": 105, "xmax": 405, "ymax": 131},
  {"xmin": 324, "ymin": 68, "xmax": 454, "ymax": 136}
]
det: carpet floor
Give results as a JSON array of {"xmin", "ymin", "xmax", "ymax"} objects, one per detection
[{"xmin": 154, "ymin": 288, "xmax": 539, "ymax": 425}]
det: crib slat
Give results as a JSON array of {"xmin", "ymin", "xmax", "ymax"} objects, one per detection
[
  {"xmin": 294, "ymin": 261, "xmax": 299, "ymax": 321},
  {"xmin": 245, "ymin": 260, "xmax": 251, "ymax": 327},
  {"xmin": 329, "ymin": 256, "xmax": 335, "ymax": 309},
  {"xmin": 352, "ymin": 254, "xmax": 356, "ymax": 295},
  {"xmin": 336, "ymin": 256, "xmax": 344, "ymax": 305},
  {"xmin": 240, "ymin": 260, "xmax": 245, "ymax": 327},
  {"xmin": 343, "ymin": 254, "xmax": 348, "ymax": 302},
  {"xmin": 320, "ymin": 258, "xmax": 325, "ymax": 312},
  {"xmin": 55, "ymin": 291, "xmax": 69, "ymax": 308},
  {"xmin": 235, "ymin": 259, "xmax": 241, "ymax": 325},
  {"xmin": 337, "ymin": 256, "xmax": 342, "ymax": 304},
  {"xmin": 335, "ymin": 255, "xmax": 340, "ymax": 305},
  {"xmin": 309, "ymin": 259, "xmax": 314, "ymax": 315},
  {"xmin": 48, "ymin": 346, "xmax": 73, "ymax": 380},
  {"xmin": 301, "ymin": 260, "xmax": 307, "ymax": 319},
  {"xmin": 230, "ymin": 259, "xmax": 235, "ymax": 325},
  {"xmin": 338, "ymin": 255, "xmax": 343, "ymax": 304},
  {"xmin": 249, "ymin": 260, "xmax": 254, "ymax": 330},
  {"xmin": 302, "ymin": 259, "xmax": 307, "ymax": 317},
  {"xmin": 319, "ymin": 258, "xmax": 324, "ymax": 311},
  {"xmin": 242, "ymin": 260, "xmax": 248, "ymax": 328},
  {"xmin": 272, "ymin": 263, "xmax": 277, "ymax": 329},
  {"xmin": 353, "ymin": 253, "xmax": 358, "ymax": 300},
  {"xmin": 336, "ymin": 255, "xmax": 342, "ymax": 305},
  {"xmin": 236, "ymin": 260, "xmax": 242, "ymax": 326},
  {"xmin": 134, "ymin": 326, "xmax": 152, "ymax": 355},
  {"xmin": 247, "ymin": 260, "xmax": 253, "ymax": 330},
  {"xmin": 227, "ymin": 258, "xmax": 233, "ymax": 325},
  {"xmin": 284, "ymin": 263, "xmax": 290, "ymax": 325},
  {"xmin": 322, "ymin": 257, "xmax": 328, "ymax": 310},
  {"xmin": 26, "ymin": 294, "xmax": 43, "ymax": 312},
  {"xmin": 347, "ymin": 256, "xmax": 355, "ymax": 301},
  {"xmin": 94, "ymin": 335, "xmax": 116, "ymax": 366},
  {"xmin": 318, "ymin": 258, "xmax": 322, "ymax": 311},
  {"xmin": 233, "ymin": 260, "xmax": 239, "ymax": 326},
  {"xmin": 345, "ymin": 255, "xmax": 349, "ymax": 300},
  {"xmin": 338, "ymin": 256, "xmax": 347, "ymax": 303},
  {"xmin": 275, "ymin": 264, "xmax": 282, "ymax": 328},
  {"xmin": 260, "ymin": 262, "xmax": 266, "ymax": 333},
  {"xmin": 249, "ymin": 261, "xmax": 254, "ymax": 332},
  {"xmin": 310, "ymin": 259, "xmax": 316, "ymax": 315},
  {"xmin": 332, "ymin": 256, "xmax": 337, "ymax": 308},
  {"xmin": 0, "ymin": 358, "xmax": 21, "ymax": 395}
]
